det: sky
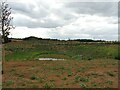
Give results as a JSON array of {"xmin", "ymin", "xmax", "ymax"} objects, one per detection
[{"xmin": 1, "ymin": 0, "xmax": 119, "ymax": 41}]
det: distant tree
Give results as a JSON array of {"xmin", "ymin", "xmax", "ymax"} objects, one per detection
[{"xmin": 0, "ymin": 2, "xmax": 14, "ymax": 43}]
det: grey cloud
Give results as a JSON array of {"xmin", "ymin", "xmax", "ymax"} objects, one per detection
[
  {"xmin": 64, "ymin": 2, "xmax": 118, "ymax": 17},
  {"xmin": 10, "ymin": 2, "xmax": 34, "ymax": 14},
  {"xmin": 13, "ymin": 14, "xmax": 67, "ymax": 28},
  {"xmin": 10, "ymin": 2, "xmax": 49, "ymax": 19},
  {"xmin": 10, "ymin": 1, "xmax": 118, "ymax": 28}
]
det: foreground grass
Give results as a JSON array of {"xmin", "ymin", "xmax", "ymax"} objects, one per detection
[{"xmin": 3, "ymin": 59, "xmax": 118, "ymax": 88}]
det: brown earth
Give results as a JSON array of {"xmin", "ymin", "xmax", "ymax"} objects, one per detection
[{"xmin": 2, "ymin": 59, "xmax": 118, "ymax": 88}]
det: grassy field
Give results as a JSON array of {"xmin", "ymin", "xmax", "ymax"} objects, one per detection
[
  {"xmin": 4, "ymin": 39, "xmax": 118, "ymax": 61},
  {"xmin": 2, "ymin": 39, "xmax": 119, "ymax": 88}
]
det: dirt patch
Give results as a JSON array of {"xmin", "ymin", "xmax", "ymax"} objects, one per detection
[{"xmin": 2, "ymin": 59, "xmax": 118, "ymax": 88}]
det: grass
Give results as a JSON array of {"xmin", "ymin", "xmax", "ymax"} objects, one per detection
[
  {"xmin": 5, "ymin": 40, "xmax": 118, "ymax": 61},
  {"xmin": 2, "ymin": 39, "xmax": 119, "ymax": 88}
]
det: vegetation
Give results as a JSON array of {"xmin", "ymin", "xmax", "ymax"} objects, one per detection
[
  {"xmin": 2, "ymin": 38, "xmax": 119, "ymax": 88},
  {"xmin": 4, "ymin": 37, "xmax": 119, "ymax": 61},
  {"xmin": 1, "ymin": 2, "xmax": 14, "ymax": 43}
]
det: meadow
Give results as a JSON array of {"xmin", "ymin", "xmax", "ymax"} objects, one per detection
[{"xmin": 2, "ymin": 38, "xmax": 119, "ymax": 88}]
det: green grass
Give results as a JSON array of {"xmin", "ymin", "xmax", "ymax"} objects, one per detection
[{"xmin": 5, "ymin": 40, "xmax": 119, "ymax": 61}]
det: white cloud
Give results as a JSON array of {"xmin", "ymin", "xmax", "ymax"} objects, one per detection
[
  {"xmin": 9, "ymin": 27, "xmax": 51, "ymax": 38},
  {"xmin": 4, "ymin": 1, "xmax": 118, "ymax": 41},
  {"xmin": 47, "ymin": 14, "xmax": 118, "ymax": 40}
]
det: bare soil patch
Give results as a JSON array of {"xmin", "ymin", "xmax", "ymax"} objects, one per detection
[{"xmin": 2, "ymin": 59, "xmax": 118, "ymax": 88}]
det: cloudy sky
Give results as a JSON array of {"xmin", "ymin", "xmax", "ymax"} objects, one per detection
[{"xmin": 4, "ymin": 0, "xmax": 118, "ymax": 41}]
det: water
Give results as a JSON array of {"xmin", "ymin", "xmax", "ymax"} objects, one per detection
[{"xmin": 37, "ymin": 58, "xmax": 64, "ymax": 61}]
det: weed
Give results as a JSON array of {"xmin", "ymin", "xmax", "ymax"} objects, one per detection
[
  {"xmin": 21, "ymin": 83, "xmax": 26, "ymax": 86},
  {"xmin": 62, "ymin": 77, "xmax": 67, "ymax": 80},
  {"xmin": 91, "ymin": 82, "xmax": 97, "ymax": 87},
  {"xmin": 65, "ymin": 83, "xmax": 69, "ymax": 85},
  {"xmin": 88, "ymin": 57, "xmax": 92, "ymax": 60},
  {"xmin": 68, "ymin": 71, "xmax": 73, "ymax": 76},
  {"xmin": 103, "ymin": 64, "xmax": 107, "ymax": 67},
  {"xmin": 79, "ymin": 77, "xmax": 89, "ymax": 82},
  {"xmin": 5, "ymin": 80, "xmax": 14, "ymax": 86},
  {"xmin": 50, "ymin": 79, "xmax": 55, "ymax": 82},
  {"xmin": 56, "ymin": 74, "xmax": 60, "ymax": 77},
  {"xmin": 77, "ymin": 67, "xmax": 85, "ymax": 72},
  {"xmin": 52, "ymin": 66, "xmax": 65, "ymax": 70},
  {"xmin": 91, "ymin": 72, "xmax": 98, "ymax": 76},
  {"xmin": 75, "ymin": 76, "xmax": 89, "ymax": 82},
  {"xmin": 10, "ymin": 68, "xmax": 16, "ymax": 72},
  {"xmin": 106, "ymin": 71, "xmax": 115, "ymax": 77},
  {"xmin": 38, "ymin": 78, "xmax": 44, "ymax": 83},
  {"xmin": 105, "ymin": 80, "xmax": 113, "ymax": 85},
  {"xmin": 30, "ymin": 75, "xmax": 38, "ymax": 80},
  {"xmin": 18, "ymin": 74, "xmax": 24, "ymax": 78},
  {"xmin": 32, "ymin": 84, "xmax": 39, "ymax": 88},
  {"xmin": 43, "ymin": 82, "xmax": 53, "ymax": 88},
  {"xmin": 80, "ymin": 84, "xmax": 88, "ymax": 88},
  {"xmin": 75, "ymin": 76, "xmax": 81, "ymax": 82}
]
